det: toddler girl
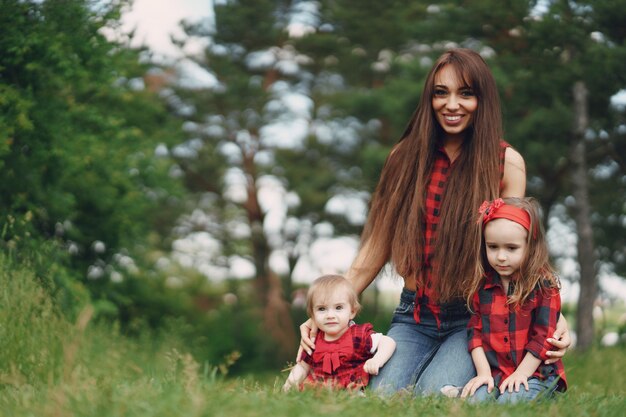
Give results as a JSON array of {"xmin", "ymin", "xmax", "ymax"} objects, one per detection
[{"xmin": 283, "ymin": 274, "xmax": 396, "ymax": 391}]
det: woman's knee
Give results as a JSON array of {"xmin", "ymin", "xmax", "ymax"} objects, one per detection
[
  {"xmin": 414, "ymin": 336, "xmax": 475, "ymax": 394},
  {"xmin": 368, "ymin": 346, "xmax": 420, "ymax": 394},
  {"xmin": 497, "ymin": 378, "xmax": 557, "ymax": 403},
  {"xmin": 466, "ymin": 385, "xmax": 497, "ymax": 403}
]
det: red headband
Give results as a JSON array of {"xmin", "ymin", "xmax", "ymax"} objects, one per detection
[{"xmin": 478, "ymin": 198, "xmax": 531, "ymax": 231}]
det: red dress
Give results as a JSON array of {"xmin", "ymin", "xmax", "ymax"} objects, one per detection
[{"xmin": 301, "ymin": 323, "xmax": 376, "ymax": 389}]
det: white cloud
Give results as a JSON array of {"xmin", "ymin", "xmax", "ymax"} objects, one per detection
[{"xmin": 121, "ymin": 0, "xmax": 213, "ymax": 60}]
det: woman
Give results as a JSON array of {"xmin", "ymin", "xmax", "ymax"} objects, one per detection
[{"xmin": 299, "ymin": 48, "xmax": 570, "ymax": 395}]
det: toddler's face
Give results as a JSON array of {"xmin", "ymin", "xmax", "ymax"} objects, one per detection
[{"xmin": 311, "ymin": 287, "xmax": 356, "ymax": 341}]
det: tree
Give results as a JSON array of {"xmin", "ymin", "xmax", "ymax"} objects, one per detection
[
  {"xmin": 490, "ymin": 0, "xmax": 626, "ymax": 350},
  {"xmin": 175, "ymin": 0, "xmax": 299, "ymax": 361},
  {"xmin": 0, "ymin": 0, "xmax": 187, "ymax": 315}
]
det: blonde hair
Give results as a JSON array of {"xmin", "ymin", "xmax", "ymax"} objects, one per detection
[
  {"xmin": 306, "ymin": 274, "xmax": 361, "ymax": 318},
  {"xmin": 466, "ymin": 197, "xmax": 561, "ymax": 310}
]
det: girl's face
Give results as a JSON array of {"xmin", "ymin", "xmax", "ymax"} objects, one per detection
[
  {"xmin": 311, "ymin": 287, "xmax": 356, "ymax": 341},
  {"xmin": 484, "ymin": 218, "xmax": 528, "ymax": 279},
  {"xmin": 432, "ymin": 65, "xmax": 478, "ymax": 139}
]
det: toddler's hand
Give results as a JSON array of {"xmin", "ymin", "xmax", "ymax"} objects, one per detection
[
  {"xmin": 363, "ymin": 358, "xmax": 381, "ymax": 375},
  {"xmin": 282, "ymin": 378, "xmax": 296, "ymax": 392}
]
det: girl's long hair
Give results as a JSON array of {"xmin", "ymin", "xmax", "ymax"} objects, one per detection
[
  {"xmin": 358, "ymin": 48, "xmax": 503, "ymax": 302},
  {"xmin": 466, "ymin": 197, "xmax": 560, "ymax": 309}
]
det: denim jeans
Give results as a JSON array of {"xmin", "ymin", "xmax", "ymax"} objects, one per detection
[
  {"xmin": 468, "ymin": 376, "xmax": 559, "ymax": 403},
  {"xmin": 369, "ymin": 288, "xmax": 475, "ymax": 395}
]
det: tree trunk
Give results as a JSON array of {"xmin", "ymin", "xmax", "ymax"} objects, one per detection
[
  {"xmin": 243, "ymin": 150, "xmax": 296, "ymax": 359},
  {"xmin": 571, "ymin": 81, "xmax": 598, "ymax": 351}
]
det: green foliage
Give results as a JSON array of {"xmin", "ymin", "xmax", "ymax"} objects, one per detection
[
  {"xmin": 0, "ymin": 253, "xmax": 238, "ymax": 415},
  {"xmin": 214, "ymin": 0, "xmax": 291, "ymax": 50},
  {"xmin": 0, "ymin": 0, "xmax": 187, "ymax": 308},
  {"xmin": 0, "ymin": 255, "xmax": 69, "ymax": 383}
]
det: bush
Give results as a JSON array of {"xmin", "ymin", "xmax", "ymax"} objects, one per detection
[{"xmin": 0, "ymin": 253, "xmax": 69, "ymax": 384}]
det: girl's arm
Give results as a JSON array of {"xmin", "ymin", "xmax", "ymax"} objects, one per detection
[
  {"xmin": 499, "ymin": 352, "xmax": 541, "ymax": 393},
  {"xmin": 525, "ymin": 288, "xmax": 562, "ymax": 362},
  {"xmin": 546, "ymin": 315, "xmax": 572, "ymax": 364},
  {"xmin": 363, "ymin": 335, "xmax": 396, "ymax": 375},
  {"xmin": 462, "ymin": 293, "xmax": 495, "ymax": 397},
  {"xmin": 461, "ymin": 347, "xmax": 495, "ymax": 398},
  {"xmin": 499, "ymin": 287, "xmax": 561, "ymax": 394},
  {"xmin": 283, "ymin": 362, "xmax": 311, "ymax": 392}
]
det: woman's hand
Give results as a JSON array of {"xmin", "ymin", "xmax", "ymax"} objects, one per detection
[
  {"xmin": 545, "ymin": 315, "xmax": 571, "ymax": 364},
  {"xmin": 297, "ymin": 318, "xmax": 318, "ymax": 361}
]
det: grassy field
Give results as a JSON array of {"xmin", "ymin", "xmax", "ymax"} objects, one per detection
[
  {"xmin": 1, "ymin": 349, "xmax": 623, "ymax": 417},
  {"xmin": 1, "ymin": 258, "xmax": 624, "ymax": 417}
]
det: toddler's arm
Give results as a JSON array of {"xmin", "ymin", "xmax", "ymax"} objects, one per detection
[
  {"xmin": 363, "ymin": 335, "xmax": 396, "ymax": 375},
  {"xmin": 499, "ymin": 351, "xmax": 541, "ymax": 393},
  {"xmin": 283, "ymin": 362, "xmax": 311, "ymax": 392}
]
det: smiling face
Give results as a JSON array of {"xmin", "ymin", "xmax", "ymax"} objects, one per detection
[
  {"xmin": 311, "ymin": 287, "xmax": 357, "ymax": 341},
  {"xmin": 432, "ymin": 65, "xmax": 478, "ymax": 139},
  {"xmin": 484, "ymin": 218, "xmax": 528, "ymax": 279}
]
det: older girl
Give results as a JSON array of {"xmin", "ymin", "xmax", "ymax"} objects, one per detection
[{"xmin": 460, "ymin": 197, "xmax": 567, "ymax": 403}]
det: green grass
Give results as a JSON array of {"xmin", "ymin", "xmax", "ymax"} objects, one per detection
[{"xmin": 0, "ymin": 256, "xmax": 624, "ymax": 417}]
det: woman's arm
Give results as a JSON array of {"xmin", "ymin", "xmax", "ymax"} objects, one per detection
[
  {"xmin": 345, "ymin": 237, "xmax": 387, "ymax": 295},
  {"xmin": 501, "ymin": 147, "xmax": 526, "ymax": 198}
]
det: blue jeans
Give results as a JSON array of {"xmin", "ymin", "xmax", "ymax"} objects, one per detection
[
  {"xmin": 369, "ymin": 288, "xmax": 475, "ymax": 395},
  {"xmin": 468, "ymin": 376, "xmax": 559, "ymax": 403}
]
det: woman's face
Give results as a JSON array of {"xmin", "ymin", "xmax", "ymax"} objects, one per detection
[{"xmin": 432, "ymin": 65, "xmax": 478, "ymax": 138}]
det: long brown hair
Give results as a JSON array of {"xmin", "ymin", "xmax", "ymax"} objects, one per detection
[
  {"xmin": 358, "ymin": 48, "xmax": 504, "ymax": 302},
  {"xmin": 466, "ymin": 197, "xmax": 560, "ymax": 309}
]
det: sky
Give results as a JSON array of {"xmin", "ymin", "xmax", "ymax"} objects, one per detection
[{"xmin": 121, "ymin": 0, "xmax": 214, "ymax": 60}]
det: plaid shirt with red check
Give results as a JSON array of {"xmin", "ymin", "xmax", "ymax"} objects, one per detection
[
  {"xmin": 467, "ymin": 273, "xmax": 567, "ymax": 391},
  {"xmin": 414, "ymin": 141, "xmax": 508, "ymax": 327}
]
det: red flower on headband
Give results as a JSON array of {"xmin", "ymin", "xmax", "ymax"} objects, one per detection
[{"xmin": 478, "ymin": 198, "xmax": 504, "ymax": 224}]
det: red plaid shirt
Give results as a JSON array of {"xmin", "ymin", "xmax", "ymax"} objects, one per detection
[
  {"xmin": 414, "ymin": 141, "xmax": 508, "ymax": 326},
  {"xmin": 301, "ymin": 323, "xmax": 376, "ymax": 390},
  {"xmin": 467, "ymin": 273, "xmax": 567, "ymax": 391}
]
